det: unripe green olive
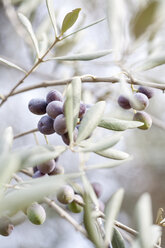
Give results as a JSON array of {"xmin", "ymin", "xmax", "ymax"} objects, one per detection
[
  {"xmin": 68, "ymin": 195, "xmax": 83, "ymax": 213},
  {"xmin": 27, "ymin": 202, "xmax": 46, "ymax": 225},
  {"xmin": 0, "ymin": 217, "xmax": 14, "ymax": 236},
  {"xmin": 133, "ymin": 111, "xmax": 152, "ymax": 130},
  {"xmin": 57, "ymin": 185, "xmax": 74, "ymax": 204}
]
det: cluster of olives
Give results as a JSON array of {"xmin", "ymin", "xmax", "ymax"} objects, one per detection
[
  {"xmin": 28, "ymin": 89, "xmax": 86, "ymax": 145},
  {"xmin": 56, "ymin": 182, "xmax": 104, "ymax": 214},
  {"xmin": 118, "ymin": 86, "xmax": 154, "ymax": 130}
]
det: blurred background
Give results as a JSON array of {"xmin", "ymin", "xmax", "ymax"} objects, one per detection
[{"xmin": 0, "ymin": 0, "xmax": 165, "ymax": 247}]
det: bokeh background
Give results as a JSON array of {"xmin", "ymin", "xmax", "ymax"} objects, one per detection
[{"xmin": 0, "ymin": 0, "xmax": 165, "ymax": 247}]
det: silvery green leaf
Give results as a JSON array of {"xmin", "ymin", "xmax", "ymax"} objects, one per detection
[
  {"xmin": 136, "ymin": 55, "xmax": 165, "ymax": 71},
  {"xmin": 99, "ymin": 117, "xmax": 143, "ymax": 131},
  {"xmin": 0, "ymin": 57, "xmax": 26, "ymax": 73},
  {"xmin": 106, "ymin": 0, "xmax": 127, "ymax": 58},
  {"xmin": 112, "ymin": 228, "xmax": 126, "ymax": 248},
  {"xmin": 0, "ymin": 172, "xmax": 81, "ymax": 217},
  {"xmin": 105, "ymin": 189, "xmax": 124, "ymax": 245},
  {"xmin": 48, "ymin": 50, "xmax": 112, "ymax": 61},
  {"xmin": 80, "ymin": 133, "xmax": 122, "ymax": 152},
  {"xmin": 61, "ymin": 8, "xmax": 81, "ymax": 35},
  {"xmin": 72, "ymin": 77, "xmax": 82, "ymax": 127},
  {"xmin": 64, "ymin": 85, "xmax": 74, "ymax": 144},
  {"xmin": 85, "ymin": 157, "xmax": 132, "ymax": 171},
  {"xmin": 19, "ymin": 145, "xmax": 66, "ymax": 168},
  {"xmin": 18, "ymin": 13, "xmax": 40, "ymax": 58},
  {"xmin": 76, "ymin": 101, "xmax": 105, "ymax": 143},
  {"xmin": 135, "ymin": 193, "xmax": 153, "ymax": 248},
  {"xmin": 0, "ymin": 127, "xmax": 13, "ymax": 155},
  {"xmin": 62, "ymin": 17, "xmax": 105, "ymax": 40},
  {"xmin": 46, "ymin": 0, "xmax": 58, "ymax": 37},
  {"xmin": 95, "ymin": 148, "xmax": 129, "ymax": 160},
  {"xmin": 0, "ymin": 154, "xmax": 21, "ymax": 200},
  {"xmin": 83, "ymin": 175, "xmax": 104, "ymax": 247},
  {"xmin": 131, "ymin": 1, "xmax": 159, "ymax": 39}
]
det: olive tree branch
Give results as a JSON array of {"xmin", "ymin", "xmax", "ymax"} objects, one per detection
[
  {"xmin": 0, "ymin": 37, "xmax": 60, "ymax": 107},
  {"xmin": 5, "ymin": 75, "xmax": 165, "ymax": 102}
]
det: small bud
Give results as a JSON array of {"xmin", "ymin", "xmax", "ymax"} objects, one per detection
[
  {"xmin": 27, "ymin": 202, "xmax": 46, "ymax": 225},
  {"xmin": 57, "ymin": 185, "xmax": 74, "ymax": 204}
]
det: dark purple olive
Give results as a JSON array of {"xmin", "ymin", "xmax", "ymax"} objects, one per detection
[
  {"xmin": 38, "ymin": 115, "xmax": 55, "ymax": 135},
  {"xmin": 28, "ymin": 98, "xmax": 47, "ymax": 115},
  {"xmin": 118, "ymin": 95, "xmax": 131, "ymax": 109},
  {"xmin": 46, "ymin": 90, "xmax": 63, "ymax": 104},
  {"xmin": 138, "ymin": 86, "xmax": 154, "ymax": 99}
]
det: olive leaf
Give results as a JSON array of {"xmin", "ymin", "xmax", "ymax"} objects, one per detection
[
  {"xmin": 46, "ymin": 0, "xmax": 57, "ymax": 37},
  {"xmin": 76, "ymin": 101, "xmax": 105, "ymax": 143},
  {"xmin": 0, "ymin": 172, "xmax": 82, "ymax": 217},
  {"xmin": 19, "ymin": 145, "xmax": 66, "ymax": 168},
  {"xmin": 0, "ymin": 57, "xmax": 26, "ymax": 73},
  {"xmin": 135, "ymin": 55, "xmax": 165, "ymax": 71},
  {"xmin": 99, "ymin": 117, "xmax": 143, "ymax": 131},
  {"xmin": 85, "ymin": 157, "xmax": 132, "ymax": 171},
  {"xmin": 64, "ymin": 85, "xmax": 74, "ymax": 144},
  {"xmin": 62, "ymin": 17, "xmax": 105, "ymax": 40},
  {"xmin": 18, "ymin": 13, "xmax": 40, "ymax": 58},
  {"xmin": 131, "ymin": 1, "xmax": 159, "ymax": 39},
  {"xmin": 105, "ymin": 189, "xmax": 124, "ymax": 245},
  {"xmin": 71, "ymin": 77, "xmax": 82, "ymax": 127},
  {"xmin": 135, "ymin": 193, "xmax": 153, "ymax": 248},
  {"xmin": 0, "ymin": 127, "xmax": 13, "ymax": 155},
  {"xmin": 48, "ymin": 49, "xmax": 112, "ymax": 61},
  {"xmin": 80, "ymin": 133, "xmax": 122, "ymax": 152},
  {"xmin": 112, "ymin": 228, "xmax": 126, "ymax": 248},
  {"xmin": 61, "ymin": 8, "xmax": 81, "ymax": 35},
  {"xmin": 95, "ymin": 148, "xmax": 129, "ymax": 160}
]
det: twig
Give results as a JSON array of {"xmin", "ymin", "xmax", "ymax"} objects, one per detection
[
  {"xmin": 14, "ymin": 128, "xmax": 38, "ymax": 139},
  {"xmin": 4, "ymin": 75, "xmax": 165, "ymax": 101},
  {"xmin": 0, "ymin": 37, "xmax": 60, "ymax": 107},
  {"xmin": 44, "ymin": 197, "xmax": 87, "ymax": 237}
]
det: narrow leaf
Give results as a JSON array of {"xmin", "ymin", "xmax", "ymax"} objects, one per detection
[
  {"xmin": 99, "ymin": 117, "xmax": 143, "ymax": 131},
  {"xmin": 48, "ymin": 49, "xmax": 112, "ymax": 61},
  {"xmin": 131, "ymin": 1, "xmax": 159, "ymax": 39},
  {"xmin": 64, "ymin": 85, "xmax": 74, "ymax": 144},
  {"xmin": 136, "ymin": 55, "xmax": 165, "ymax": 71},
  {"xmin": 0, "ymin": 127, "xmax": 13, "ymax": 155},
  {"xmin": 18, "ymin": 145, "xmax": 66, "ymax": 168},
  {"xmin": 107, "ymin": 0, "xmax": 126, "ymax": 58},
  {"xmin": 135, "ymin": 193, "xmax": 153, "ymax": 248},
  {"xmin": 46, "ymin": 0, "xmax": 57, "ymax": 37},
  {"xmin": 62, "ymin": 17, "xmax": 105, "ymax": 40},
  {"xmin": 61, "ymin": 8, "xmax": 81, "ymax": 35},
  {"xmin": 76, "ymin": 101, "xmax": 105, "ymax": 143},
  {"xmin": 105, "ymin": 188, "xmax": 124, "ymax": 245},
  {"xmin": 0, "ymin": 57, "xmax": 26, "ymax": 73},
  {"xmin": 80, "ymin": 133, "xmax": 122, "ymax": 152},
  {"xmin": 96, "ymin": 148, "xmax": 129, "ymax": 160},
  {"xmin": 85, "ymin": 157, "xmax": 132, "ymax": 171},
  {"xmin": 72, "ymin": 77, "xmax": 82, "ymax": 127},
  {"xmin": 18, "ymin": 13, "xmax": 40, "ymax": 58},
  {"xmin": 0, "ymin": 172, "xmax": 81, "ymax": 217},
  {"xmin": 112, "ymin": 228, "xmax": 126, "ymax": 248}
]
